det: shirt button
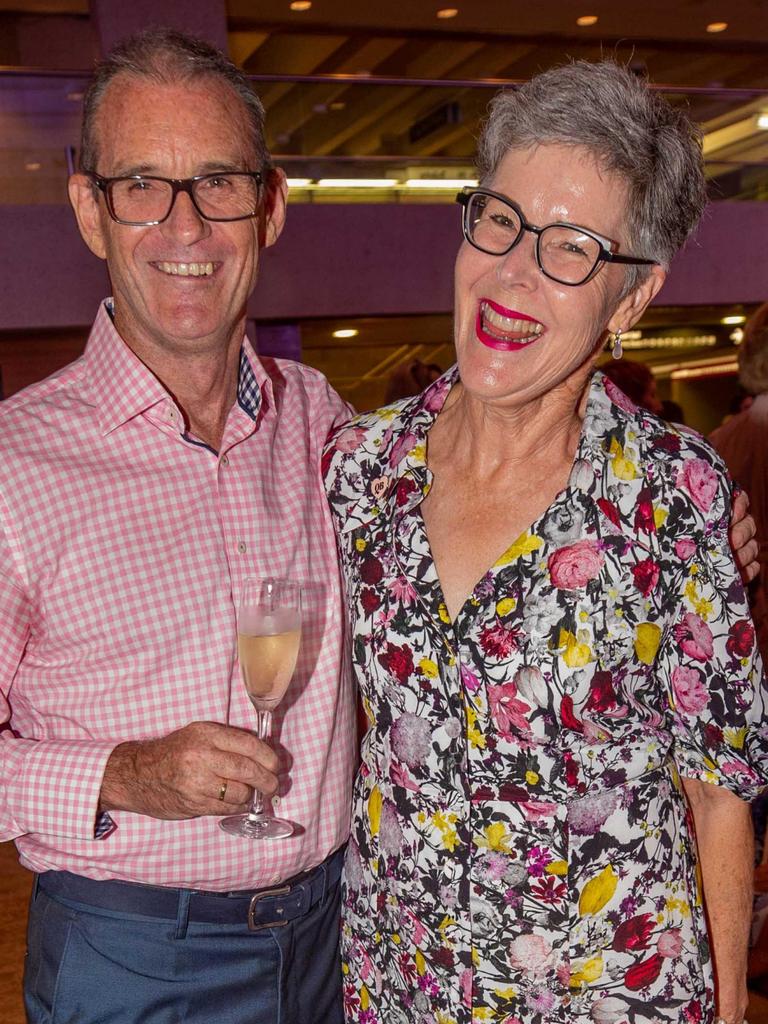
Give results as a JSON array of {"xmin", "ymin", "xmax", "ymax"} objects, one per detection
[
  {"xmin": 168, "ymin": 408, "xmax": 177, "ymax": 421},
  {"xmin": 220, "ymin": 455, "xmax": 229, "ymax": 467},
  {"xmin": 237, "ymin": 541, "xmax": 247, "ymax": 554}
]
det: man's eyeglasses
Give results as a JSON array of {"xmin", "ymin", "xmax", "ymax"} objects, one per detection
[
  {"xmin": 456, "ymin": 187, "xmax": 657, "ymax": 287},
  {"xmin": 87, "ymin": 171, "xmax": 264, "ymax": 226}
]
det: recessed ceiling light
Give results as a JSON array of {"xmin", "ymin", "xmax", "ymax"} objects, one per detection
[
  {"xmin": 286, "ymin": 178, "xmax": 312, "ymax": 188},
  {"xmin": 437, "ymin": 8, "xmax": 459, "ymax": 18},
  {"xmin": 706, "ymin": 21, "xmax": 728, "ymax": 32},
  {"xmin": 66, "ymin": 91, "xmax": 83, "ymax": 102},
  {"xmin": 721, "ymin": 315, "xmax": 746, "ymax": 325},
  {"xmin": 576, "ymin": 15, "xmax": 598, "ymax": 26},
  {"xmin": 333, "ymin": 328, "xmax": 359, "ymax": 339},
  {"xmin": 25, "ymin": 161, "xmax": 41, "ymax": 171},
  {"xmin": 289, "ymin": 1, "xmax": 312, "ymax": 10},
  {"xmin": 316, "ymin": 178, "xmax": 395, "ymax": 188},
  {"xmin": 757, "ymin": 113, "xmax": 768, "ymax": 130},
  {"xmin": 329, "ymin": 101, "xmax": 346, "ymax": 111}
]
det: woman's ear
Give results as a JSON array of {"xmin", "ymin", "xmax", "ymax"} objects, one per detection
[{"xmin": 609, "ymin": 264, "xmax": 666, "ymax": 335}]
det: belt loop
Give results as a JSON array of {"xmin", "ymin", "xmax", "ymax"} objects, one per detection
[{"xmin": 174, "ymin": 888, "xmax": 191, "ymax": 939}]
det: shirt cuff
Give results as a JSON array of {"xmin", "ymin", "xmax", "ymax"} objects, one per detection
[{"xmin": 3, "ymin": 738, "xmax": 118, "ymax": 841}]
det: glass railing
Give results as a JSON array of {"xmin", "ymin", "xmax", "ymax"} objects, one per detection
[{"xmin": 1, "ymin": 70, "xmax": 767, "ymax": 204}]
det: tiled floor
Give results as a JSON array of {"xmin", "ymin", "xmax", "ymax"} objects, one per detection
[{"xmin": 1, "ymin": 838, "xmax": 767, "ymax": 1024}]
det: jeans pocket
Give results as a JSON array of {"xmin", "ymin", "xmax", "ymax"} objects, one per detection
[{"xmin": 24, "ymin": 889, "xmax": 77, "ymax": 1024}]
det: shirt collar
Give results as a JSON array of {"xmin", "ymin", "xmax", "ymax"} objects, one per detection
[{"xmin": 84, "ymin": 299, "xmax": 268, "ymax": 435}]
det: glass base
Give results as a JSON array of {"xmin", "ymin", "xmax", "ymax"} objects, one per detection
[{"xmin": 218, "ymin": 813, "xmax": 295, "ymax": 840}]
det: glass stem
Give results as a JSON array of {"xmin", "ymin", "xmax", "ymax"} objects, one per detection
[{"xmin": 248, "ymin": 709, "xmax": 272, "ymax": 821}]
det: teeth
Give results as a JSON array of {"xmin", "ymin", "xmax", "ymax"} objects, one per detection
[
  {"xmin": 482, "ymin": 302, "xmax": 543, "ymax": 338},
  {"xmin": 156, "ymin": 261, "xmax": 214, "ymax": 277}
]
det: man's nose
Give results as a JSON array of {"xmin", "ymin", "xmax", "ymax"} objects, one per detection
[{"xmin": 160, "ymin": 188, "xmax": 210, "ymax": 242}]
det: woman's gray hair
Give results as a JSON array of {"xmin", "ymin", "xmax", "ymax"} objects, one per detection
[
  {"xmin": 79, "ymin": 27, "xmax": 270, "ymax": 174},
  {"xmin": 738, "ymin": 302, "xmax": 768, "ymax": 395},
  {"xmin": 477, "ymin": 60, "xmax": 707, "ymax": 291}
]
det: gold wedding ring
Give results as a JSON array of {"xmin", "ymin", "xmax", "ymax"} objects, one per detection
[{"xmin": 218, "ymin": 780, "xmax": 228, "ymax": 802}]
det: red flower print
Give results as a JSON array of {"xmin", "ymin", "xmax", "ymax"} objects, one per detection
[
  {"xmin": 479, "ymin": 621, "xmax": 519, "ymax": 659},
  {"xmin": 612, "ymin": 913, "xmax": 655, "ymax": 952},
  {"xmin": 560, "ymin": 696, "xmax": 583, "ymax": 732},
  {"xmin": 548, "ymin": 541, "xmax": 604, "ymax": 589},
  {"xmin": 726, "ymin": 619, "xmax": 755, "ymax": 659},
  {"xmin": 682, "ymin": 998, "xmax": 703, "ymax": 1022},
  {"xmin": 634, "ymin": 489, "xmax": 656, "ymax": 533},
  {"xmin": 360, "ymin": 555, "xmax": 384, "ymax": 585},
  {"xmin": 563, "ymin": 753, "xmax": 580, "ymax": 787},
  {"xmin": 378, "ymin": 642, "xmax": 414, "ymax": 683},
  {"xmin": 596, "ymin": 497, "xmax": 620, "ymax": 528},
  {"xmin": 395, "ymin": 476, "xmax": 418, "ymax": 506},
  {"xmin": 360, "ymin": 588, "xmax": 381, "ymax": 615},
  {"xmin": 632, "ymin": 558, "xmax": 660, "ymax": 596},
  {"xmin": 624, "ymin": 952, "xmax": 664, "ymax": 990},
  {"xmin": 530, "ymin": 875, "xmax": 567, "ymax": 904},
  {"xmin": 674, "ymin": 612, "xmax": 714, "ymax": 661},
  {"xmin": 585, "ymin": 671, "xmax": 617, "ymax": 713}
]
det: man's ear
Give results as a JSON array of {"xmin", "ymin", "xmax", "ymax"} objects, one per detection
[
  {"xmin": 260, "ymin": 168, "xmax": 287, "ymax": 250},
  {"xmin": 67, "ymin": 174, "xmax": 108, "ymax": 260},
  {"xmin": 609, "ymin": 264, "xmax": 666, "ymax": 335}
]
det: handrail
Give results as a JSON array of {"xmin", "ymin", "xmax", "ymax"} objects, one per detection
[{"xmin": 0, "ymin": 65, "xmax": 767, "ymax": 98}]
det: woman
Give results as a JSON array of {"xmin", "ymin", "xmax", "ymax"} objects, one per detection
[{"xmin": 324, "ymin": 62, "xmax": 767, "ymax": 1024}]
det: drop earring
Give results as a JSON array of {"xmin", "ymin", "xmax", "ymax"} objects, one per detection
[{"xmin": 611, "ymin": 328, "xmax": 623, "ymax": 360}]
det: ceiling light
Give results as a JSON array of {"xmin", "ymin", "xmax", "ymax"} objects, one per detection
[
  {"xmin": 25, "ymin": 161, "xmax": 41, "ymax": 171},
  {"xmin": 404, "ymin": 178, "xmax": 478, "ymax": 188},
  {"xmin": 329, "ymin": 101, "xmax": 346, "ymax": 111},
  {"xmin": 706, "ymin": 21, "xmax": 728, "ymax": 32},
  {"xmin": 576, "ymin": 15, "xmax": 598, "ymax": 26},
  {"xmin": 316, "ymin": 178, "xmax": 396, "ymax": 188},
  {"xmin": 721, "ymin": 315, "xmax": 746, "ymax": 325},
  {"xmin": 731, "ymin": 327, "xmax": 744, "ymax": 344},
  {"xmin": 757, "ymin": 113, "xmax": 768, "ymax": 130},
  {"xmin": 333, "ymin": 329, "xmax": 359, "ymax": 339},
  {"xmin": 289, "ymin": 1, "xmax": 312, "ymax": 10},
  {"xmin": 66, "ymin": 91, "xmax": 83, "ymax": 102},
  {"xmin": 436, "ymin": 8, "xmax": 459, "ymax": 18},
  {"xmin": 286, "ymin": 178, "xmax": 312, "ymax": 188}
]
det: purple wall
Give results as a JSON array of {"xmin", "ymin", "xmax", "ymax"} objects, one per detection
[{"xmin": 1, "ymin": 200, "xmax": 766, "ymax": 331}]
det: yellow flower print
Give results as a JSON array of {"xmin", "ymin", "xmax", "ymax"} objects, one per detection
[
  {"xmin": 579, "ymin": 865, "xmax": 618, "ymax": 916},
  {"xmin": 368, "ymin": 785, "xmax": 382, "ymax": 836},
  {"xmin": 546, "ymin": 860, "xmax": 568, "ymax": 876},
  {"xmin": 419, "ymin": 657, "xmax": 439, "ymax": 678},
  {"xmin": 415, "ymin": 949, "xmax": 426, "ymax": 976},
  {"xmin": 653, "ymin": 506, "xmax": 668, "ymax": 528},
  {"xmin": 475, "ymin": 821, "xmax": 512, "ymax": 852},
  {"xmin": 570, "ymin": 955, "xmax": 604, "ymax": 987},
  {"xmin": 496, "ymin": 531, "xmax": 543, "ymax": 564},
  {"xmin": 634, "ymin": 622, "xmax": 661, "ymax": 664},
  {"xmin": 609, "ymin": 437, "xmax": 637, "ymax": 480},
  {"xmin": 724, "ymin": 726, "xmax": 747, "ymax": 749},
  {"xmin": 360, "ymin": 985, "xmax": 370, "ymax": 1010},
  {"xmin": 438, "ymin": 602, "xmax": 451, "ymax": 624},
  {"xmin": 355, "ymin": 537, "xmax": 367, "ymax": 552},
  {"xmin": 496, "ymin": 597, "xmax": 516, "ymax": 616},
  {"xmin": 559, "ymin": 629, "xmax": 594, "ymax": 668}
]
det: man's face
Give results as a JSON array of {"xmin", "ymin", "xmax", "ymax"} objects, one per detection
[{"xmin": 69, "ymin": 75, "xmax": 285, "ymax": 361}]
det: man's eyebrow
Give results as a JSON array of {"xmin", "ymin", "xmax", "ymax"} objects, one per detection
[{"xmin": 109, "ymin": 161, "xmax": 251, "ymax": 177}]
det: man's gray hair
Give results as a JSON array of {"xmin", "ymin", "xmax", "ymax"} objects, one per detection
[
  {"xmin": 477, "ymin": 60, "xmax": 707, "ymax": 291},
  {"xmin": 79, "ymin": 27, "xmax": 270, "ymax": 174},
  {"xmin": 739, "ymin": 302, "xmax": 768, "ymax": 395}
]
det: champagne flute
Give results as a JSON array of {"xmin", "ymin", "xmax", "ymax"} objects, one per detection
[{"xmin": 219, "ymin": 576, "xmax": 301, "ymax": 839}]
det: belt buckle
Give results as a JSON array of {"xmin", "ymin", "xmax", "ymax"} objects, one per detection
[{"xmin": 248, "ymin": 885, "xmax": 291, "ymax": 931}]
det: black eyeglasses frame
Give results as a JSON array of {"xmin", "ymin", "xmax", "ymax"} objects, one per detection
[
  {"xmin": 456, "ymin": 186, "xmax": 657, "ymax": 287},
  {"xmin": 86, "ymin": 171, "xmax": 264, "ymax": 226}
]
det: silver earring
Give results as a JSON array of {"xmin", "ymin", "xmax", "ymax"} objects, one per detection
[{"xmin": 611, "ymin": 328, "xmax": 623, "ymax": 360}]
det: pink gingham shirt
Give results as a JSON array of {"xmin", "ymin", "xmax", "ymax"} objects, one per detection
[{"xmin": 0, "ymin": 301, "xmax": 356, "ymax": 890}]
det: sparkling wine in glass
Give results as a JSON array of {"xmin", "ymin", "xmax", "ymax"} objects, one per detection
[{"xmin": 219, "ymin": 576, "xmax": 301, "ymax": 840}]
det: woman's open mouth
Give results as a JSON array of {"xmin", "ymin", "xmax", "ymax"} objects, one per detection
[{"xmin": 476, "ymin": 299, "xmax": 545, "ymax": 351}]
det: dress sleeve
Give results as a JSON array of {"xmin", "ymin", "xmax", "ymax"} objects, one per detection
[{"xmin": 658, "ymin": 467, "xmax": 768, "ymax": 800}]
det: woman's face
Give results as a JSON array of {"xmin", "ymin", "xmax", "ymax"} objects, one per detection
[{"xmin": 453, "ymin": 144, "xmax": 663, "ymax": 409}]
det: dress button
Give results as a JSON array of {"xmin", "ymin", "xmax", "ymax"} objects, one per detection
[
  {"xmin": 237, "ymin": 541, "xmax": 247, "ymax": 554},
  {"xmin": 220, "ymin": 454, "xmax": 229, "ymax": 467}
]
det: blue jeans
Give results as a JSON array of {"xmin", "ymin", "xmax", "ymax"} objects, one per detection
[{"xmin": 24, "ymin": 852, "xmax": 343, "ymax": 1024}]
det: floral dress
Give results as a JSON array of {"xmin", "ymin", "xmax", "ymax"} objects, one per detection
[{"xmin": 322, "ymin": 368, "xmax": 768, "ymax": 1024}]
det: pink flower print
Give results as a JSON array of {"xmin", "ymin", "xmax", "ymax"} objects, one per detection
[
  {"xmin": 675, "ymin": 537, "xmax": 697, "ymax": 560},
  {"xmin": 333, "ymin": 425, "xmax": 367, "ymax": 453},
  {"xmin": 671, "ymin": 666, "xmax": 709, "ymax": 715},
  {"xmin": 390, "ymin": 712, "xmax": 432, "ymax": 767},
  {"xmin": 388, "ymin": 576, "xmax": 418, "ymax": 606},
  {"xmin": 460, "ymin": 968, "xmax": 473, "ymax": 1008},
  {"xmin": 390, "ymin": 761, "xmax": 420, "ymax": 793},
  {"xmin": 678, "ymin": 458, "xmax": 718, "ymax": 513},
  {"xmin": 508, "ymin": 933, "xmax": 553, "ymax": 978},
  {"xmin": 521, "ymin": 800, "xmax": 558, "ymax": 822},
  {"xmin": 388, "ymin": 431, "xmax": 417, "ymax": 468},
  {"xmin": 479, "ymin": 621, "xmax": 520, "ymax": 659},
  {"xmin": 488, "ymin": 681, "xmax": 531, "ymax": 737},
  {"xmin": 657, "ymin": 928, "xmax": 683, "ymax": 958},
  {"xmin": 460, "ymin": 664, "xmax": 482, "ymax": 693},
  {"xmin": 674, "ymin": 612, "xmax": 714, "ymax": 661},
  {"xmin": 548, "ymin": 540, "xmax": 604, "ymax": 590},
  {"xmin": 526, "ymin": 846, "xmax": 552, "ymax": 877}
]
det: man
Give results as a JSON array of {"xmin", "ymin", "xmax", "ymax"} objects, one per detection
[
  {"xmin": 0, "ymin": 27, "xmax": 758, "ymax": 1024},
  {"xmin": 0, "ymin": 29, "xmax": 354, "ymax": 1024}
]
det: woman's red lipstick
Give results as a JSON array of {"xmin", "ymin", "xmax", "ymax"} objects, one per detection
[{"xmin": 476, "ymin": 299, "xmax": 545, "ymax": 351}]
